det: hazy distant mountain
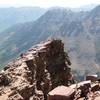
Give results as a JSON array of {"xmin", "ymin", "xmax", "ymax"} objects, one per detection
[
  {"xmin": 0, "ymin": 5, "xmax": 100, "ymax": 75},
  {"xmin": 0, "ymin": 7, "xmax": 47, "ymax": 32},
  {"xmin": 71, "ymin": 4, "xmax": 98, "ymax": 12}
]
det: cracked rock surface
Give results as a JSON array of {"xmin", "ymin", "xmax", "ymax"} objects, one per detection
[{"xmin": 0, "ymin": 39, "xmax": 74, "ymax": 100}]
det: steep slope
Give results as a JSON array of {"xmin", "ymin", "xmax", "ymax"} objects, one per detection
[
  {"xmin": 0, "ymin": 5, "xmax": 100, "ymax": 75},
  {"xmin": 0, "ymin": 8, "xmax": 87, "ymax": 66},
  {"xmin": 0, "ymin": 7, "xmax": 47, "ymax": 32},
  {"xmin": 91, "ymin": 5, "xmax": 100, "ymax": 66},
  {"xmin": 0, "ymin": 39, "xmax": 74, "ymax": 100},
  {"xmin": 61, "ymin": 5, "xmax": 100, "ymax": 74}
]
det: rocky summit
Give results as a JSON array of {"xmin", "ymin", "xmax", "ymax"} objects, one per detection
[
  {"xmin": 0, "ymin": 39, "xmax": 100, "ymax": 100},
  {"xmin": 0, "ymin": 39, "xmax": 74, "ymax": 100}
]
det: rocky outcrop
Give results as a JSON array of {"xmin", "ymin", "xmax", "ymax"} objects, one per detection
[
  {"xmin": 0, "ymin": 39, "xmax": 74, "ymax": 100},
  {"xmin": 48, "ymin": 80, "xmax": 100, "ymax": 100}
]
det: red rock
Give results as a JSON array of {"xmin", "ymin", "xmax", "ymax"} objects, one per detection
[
  {"xmin": 0, "ymin": 94, "xmax": 8, "ymax": 100},
  {"xmin": 70, "ymin": 80, "xmax": 91, "ymax": 89},
  {"xmin": 48, "ymin": 86, "xmax": 75, "ymax": 100},
  {"xmin": 95, "ymin": 96, "xmax": 100, "ymax": 100},
  {"xmin": 91, "ymin": 83, "xmax": 100, "ymax": 92},
  {"xmin": 86, "ymin": 75, "xmax": 98, "ymax": 82},
  {"xmin": 0, "ymin": 39, "xmax": 74, "ymax": 100}
]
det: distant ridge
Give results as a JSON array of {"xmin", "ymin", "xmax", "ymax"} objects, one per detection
[
  {"xmin": 0, "ymin": 5, "xmax": 100, "ymax": 76},
  {"xmin": 0, "ymin": 7, "xmax": 47, "ymax": 32}
]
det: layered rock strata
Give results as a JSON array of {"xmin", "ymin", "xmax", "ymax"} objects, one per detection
[{"xmin": 0, "ymin": 39, "xmax": 74, "ymax": 100}]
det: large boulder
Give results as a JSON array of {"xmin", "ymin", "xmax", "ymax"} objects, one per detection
[{"xmin": 48, "ymin": 85, "xmax": 75, "ymax": 100}]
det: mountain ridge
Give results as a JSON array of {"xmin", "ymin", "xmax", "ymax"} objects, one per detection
[
  {"xmin": 0, "ymin": 7, "xmax": 47, "ymax": 32},
  {"xmin": 0, "ymin": 5, "xmax": 100, "ymax": 75}
]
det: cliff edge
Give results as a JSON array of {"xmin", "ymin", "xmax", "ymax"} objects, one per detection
[{"xmin": 0, "ymin": 39, "xmax": 74, "ymax": 100}]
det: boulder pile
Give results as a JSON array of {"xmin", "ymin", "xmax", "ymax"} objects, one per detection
[{"xmin": 48, "ymin": 80, "xmax": 100, "ymax": 100}]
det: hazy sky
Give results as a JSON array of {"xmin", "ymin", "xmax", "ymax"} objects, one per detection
[{"xmin": 0, "ymin": 0, "xmax": 100, "ymax": 8}]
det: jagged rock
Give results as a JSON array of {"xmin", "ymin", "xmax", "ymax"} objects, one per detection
[
  {"xmin": 32, "ymin": 90, "xmax": 44, "ymax": 100},
  {"xmin": 70, "ymin": 81, "xmax": 100, "ymax": 100},
  {"xmin": 86, "ymin": 75, "xmax": 98, "ymax": 82},
  {"xmin": 0, "ymin": 39, "xmax": 74, "ymax": 100},
  {"xmin": 98, "ymin": 79, "xmax": 100, "ymax": 83},
  {"xmin": 70, "ymin": 80, "xmax": 91, "ymax": 90},
  {"xmin": 8, "ymin": 93, "xmax": 24, "ymax": 100},
  {"xmin": 0, "ymin": 73, "xmax": 11, "ymax": 86},
  {"xmin": 91, "ymin": 83, "xmax": 100, "ymax": 92}
]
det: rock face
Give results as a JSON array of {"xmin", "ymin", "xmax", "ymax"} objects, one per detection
[{"xmin": 0, "ymin": 39, "xmax": 74, "ymax": 100}]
